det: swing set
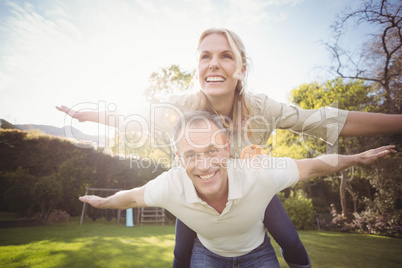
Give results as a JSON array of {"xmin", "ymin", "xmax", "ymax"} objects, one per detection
[
  {"xmin": 80, "ymin": 187, "xmax": 122, "ymax": 225},
  {"xmin": 80, "ymin": 187, "xmax": 167, "ymax": 226}
]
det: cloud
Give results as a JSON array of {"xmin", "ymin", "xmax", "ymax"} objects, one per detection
[
  {"xmin": 0, "ymin": 1, "xmax": 80, "ymax": 90},
  {"xmin": 265, "ymin": 0, "xmax": 305, "ymax": 6},
  {"xmin": 196, "ymin": 0, "xmax": 304, "ymax": 25},
  {"xmin": 0, "ymin": 0, "xmax": 315, "ymax": 129}
]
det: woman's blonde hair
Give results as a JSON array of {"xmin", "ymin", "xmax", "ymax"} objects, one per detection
[{"xmin": 194, "ymin": 28, "xmax": 250, "ymax": 134}]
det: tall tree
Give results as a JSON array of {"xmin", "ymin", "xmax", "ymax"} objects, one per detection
[
  {"xmin": 326, "ymin": 0, "xmax": 401, "ymax": 112},
  {"xmin": 277, "ymin": 79, "xmax": 378, "ymax": 216},
  {"xmin": 325, "ymin": 0, "xmax": 401, "ymax": 226}
]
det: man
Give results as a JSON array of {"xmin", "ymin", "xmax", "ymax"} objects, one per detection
[{"xmin": 80, "ymin": 110, "xmax": 396, "ymax": 267}]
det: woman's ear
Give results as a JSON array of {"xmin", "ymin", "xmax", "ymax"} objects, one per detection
[{"xmin": 241, "ymin": 65, "xmax": 247, "ymax": 76}]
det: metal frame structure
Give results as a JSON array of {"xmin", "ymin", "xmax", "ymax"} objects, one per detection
[{"xmin": 80, "ymin": 187, "xmax": 122, "ymax": 225}]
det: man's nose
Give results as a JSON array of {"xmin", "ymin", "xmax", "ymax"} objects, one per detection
[{"xmin": 195, "ymin": 155, "xmax": 211, "ymax": 171}]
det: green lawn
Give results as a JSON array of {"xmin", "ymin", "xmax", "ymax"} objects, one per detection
[{"xmin": 0, "ymin": 218, "xmax": 401, "ymax": 267}]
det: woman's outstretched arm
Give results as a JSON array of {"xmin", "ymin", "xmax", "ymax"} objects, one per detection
[
  {"xmin": 340, "ymin": 111, "xmax": 402, "ymax": 137},
  {"xmin": 56, "ymin": 105, "xmax": 119, "ymax": 126}
]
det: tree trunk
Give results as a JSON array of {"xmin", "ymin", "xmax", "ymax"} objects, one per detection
[
  {"xmin": 340, "ymin": 170, "xmax": 348, "ymax": 216},
  {"xmin": 346, "ymin": 184, "xmax": 359, "ymax": 213}
]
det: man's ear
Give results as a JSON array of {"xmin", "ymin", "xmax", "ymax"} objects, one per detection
[{"xmin": 224, "ymin": 139, "xmax": 231, "ymax": 154}]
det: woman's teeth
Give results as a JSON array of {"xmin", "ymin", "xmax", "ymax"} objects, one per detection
[{"xmin": 206, "ymin": 76, "xmax": 225, "ymax": 82}]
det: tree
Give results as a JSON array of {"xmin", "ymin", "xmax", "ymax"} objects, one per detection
[
  {"xmin": 0, "ymin": 129, "xmax": 162, "ymax": 218},
  {"xmin": 284, "ymin": 78, "xmax": 401, "ymax": 234},
  {"xmin": 324, "ymin": 0, "xmax": 402, "ymax": 221},
  {"xmin": 1, "ymin": 167, "xmax": 37, "ymax": 216},
  {"xmin": 111, "ymin": 130, "xmax": 173, "ymax": 166},
  {"xmin": 33, "ymin": 173, "xmax": 62, "ymax": 220},
  {"xmin": 112, "ymin": 64, "xmax": 195, "ymax": 164},
  {"xmin": 143, "ymin": 64, "xmax": 194, "ymax": 102},
  {"xmin": 325, "ymin": 0, "xmax": 402, "ymax": 229},
  {"xmin": 326, "ymin": 0, "xmax": 401, "ymax": 111},
  {"xmin": 281, "ymin": 79, "xmax": 378, "ymax": 216}
]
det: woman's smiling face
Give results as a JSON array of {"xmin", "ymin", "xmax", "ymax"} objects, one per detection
[{"xmin": 197, "ymin": 33, "xmax": 242, "ymax": 100}]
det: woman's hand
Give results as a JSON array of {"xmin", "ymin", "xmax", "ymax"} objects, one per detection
[
  {"xmin": 56, "ymin": 105, "xmax": 85, "ymax": 122},
  {"xmin": 240, "ymin": 144, "xmax": 265, "ymax": 158}
]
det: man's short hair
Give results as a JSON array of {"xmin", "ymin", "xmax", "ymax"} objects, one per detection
[{"xmin": 172, "ymin": 110, "xmax": 229, "ymax": 152}]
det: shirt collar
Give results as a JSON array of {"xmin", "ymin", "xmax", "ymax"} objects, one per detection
[{"xmin": 183, "ymin": 173, "xmax": 200, "ymax": 203}]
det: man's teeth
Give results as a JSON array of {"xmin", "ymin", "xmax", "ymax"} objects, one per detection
[
  {"xmin": 206, "ymin": 76, "xmax": 225, "ymax": 82},
  {"xmin": 199, "ymin": 172, "xmax": 215, "ymax": 180}
]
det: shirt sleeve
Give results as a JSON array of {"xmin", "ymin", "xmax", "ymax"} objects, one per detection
[
  {"xmin": 276, "ymin": 157, "xmax": 299, "ymax": 191},
  {"xmin": 254, "ymin": 94, "xmax": 349, "ymax": 145},
  {"xmin": 258, "ymin": 156, "xmax": 299, "ymax": 192},
  {"xmin": 143, "ymin": 171, "xmax": 170, "ymax": 207}
]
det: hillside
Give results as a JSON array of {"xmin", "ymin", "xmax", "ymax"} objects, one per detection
[{"xmin": 1, "ymin": 119, "xmax": 105, "ymax": 146}]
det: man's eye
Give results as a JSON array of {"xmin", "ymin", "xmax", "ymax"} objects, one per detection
[
  {"xmin": 187, "ymin": 153, "xmax": 195, "ymax": 158},
  {"xmin": 210, "ymin": 149, "xmax": 217, "ymax": 154}
]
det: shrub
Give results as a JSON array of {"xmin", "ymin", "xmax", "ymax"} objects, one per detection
[
  {"xmin": 279, "ymin": 190, "xmax": 314, "ymax": 230},
  {"xmin": 328, "ymin": 214, "xmax": 354, "ymax": 232},
  {"xmin": 352, "ymin": 210, "xmax": 402, "ymax": 238},
  {"xmin": 324, "ymin": 210, "xmax": 401, "ymax": 238}
]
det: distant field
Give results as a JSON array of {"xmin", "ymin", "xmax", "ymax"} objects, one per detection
[{"xmin": 0, "ymin": 218, "xmax": 401, "ymax": 267}]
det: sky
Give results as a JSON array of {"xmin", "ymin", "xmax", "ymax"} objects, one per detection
[{"xmin": 0, "ymin": 0, "xmax": 368, "ymax": 135}]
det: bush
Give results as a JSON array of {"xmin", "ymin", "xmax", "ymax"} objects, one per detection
[
  {"xmin": 323, "ymin": 210, "xmax": 401, "ymax": 238},
  {"xmin": 279, "ymin": 190, "xmax": 314, "ymax": 230},
  {"xmin": 328, "ymin": 214, "xmax": 354, "ymax": 232},
  {"xmin": 0, "ymin": 129, "xmax": 166, "ymax": 218},
  {"xmin": 352, "ymin": 210, "xmax": 402, "ymax": 238}
]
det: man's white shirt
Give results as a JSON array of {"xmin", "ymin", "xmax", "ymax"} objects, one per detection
[{"xmin": 144, "ymin": 156, "xmax": 299, "ymax": 257}]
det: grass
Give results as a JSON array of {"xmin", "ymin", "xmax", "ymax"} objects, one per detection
[{"xmin": 0, "ymin": 217, "xmax": 401, "ymax": 267}]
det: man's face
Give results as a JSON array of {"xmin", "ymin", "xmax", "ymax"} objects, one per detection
[{"xmin": 176, "ymin": 120, "xmax": 230, "ymax": 202}]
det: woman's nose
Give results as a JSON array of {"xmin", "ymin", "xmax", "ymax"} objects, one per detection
[{"xmin": 209, "ymin": 58, "xmax": 219, "ymax": 70}]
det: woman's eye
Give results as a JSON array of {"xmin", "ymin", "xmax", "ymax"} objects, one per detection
[
  {"xmin": 210, "ymin": 149, "xmax": 217, "ymax": 154},
  {"xmin": 200, "ymin": 54, "xmax": 210, "ymax": 60},
  {"xmin": 222, "ymin": 54, "xmax": 233, "ymax": 59}
]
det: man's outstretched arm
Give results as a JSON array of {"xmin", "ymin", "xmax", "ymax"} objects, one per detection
[
  {"xmin": 296, "ymin": 145, "xmax": 397, "ymax": 182},
  {"xmin": 79, "ymin": 186, "xmax": 147, "ymax": 209}
]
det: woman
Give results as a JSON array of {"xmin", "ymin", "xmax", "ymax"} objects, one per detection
[{"xmin": 57, "ymin": 28, "xmax": 402, "ymax": 268}]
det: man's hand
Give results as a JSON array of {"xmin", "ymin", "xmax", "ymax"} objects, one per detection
[
  {"xmin": 297, "ymin": 145, "xmax": 397, "ymax": 182},
  {"xmin": 356, "ymin": 145, "xmax": 397, "ymax": 166},
  {"xmin": 79, "ymin": 187, "xmax": 147, "ymax": 210},
  {"xmin": 79, "ymin": 195, "xmax": 107, "ymax": 209}
]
